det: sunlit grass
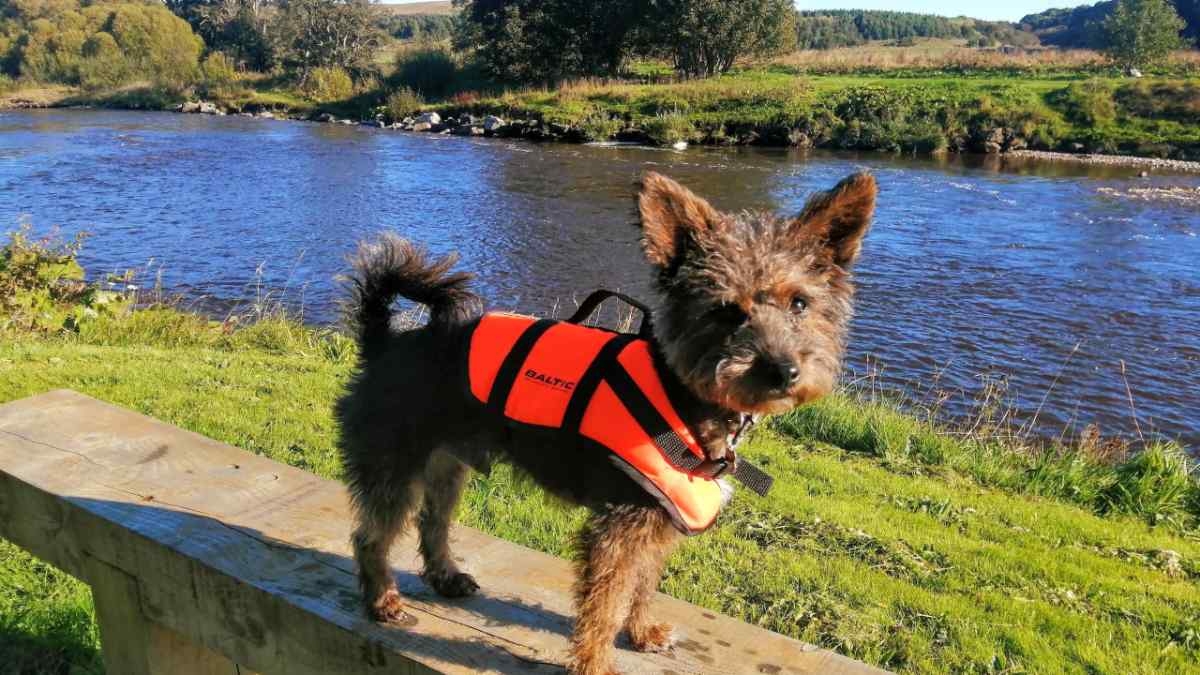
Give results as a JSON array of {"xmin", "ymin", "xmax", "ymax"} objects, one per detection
[{"xmin": 1, "ymin": 302, "xmax": 1198, "ymax": 673}]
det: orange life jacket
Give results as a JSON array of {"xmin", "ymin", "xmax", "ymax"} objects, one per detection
[{"xmin": 467, "ymin": 291, "xmax": 773, "ymax": 535}]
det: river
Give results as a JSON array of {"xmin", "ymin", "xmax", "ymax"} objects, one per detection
[{"xmin": 2, "ymin": 109, "xmax": 1197, "ymax": 447}]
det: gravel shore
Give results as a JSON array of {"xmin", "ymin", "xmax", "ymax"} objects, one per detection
[{"xmin": 1007, "ymin": 150, "xmax": 1200, "ymax": 174}]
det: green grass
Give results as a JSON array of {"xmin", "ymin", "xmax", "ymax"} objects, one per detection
[
  {"xmin": 440, "ymin": 68, "xmax": 1200, "ymax": 157},
  {"xmin": 1, "ymin": 320, "xmax": 1199, "ymax": 674},
  {"xmin": 4, "ymin": 54, "xmax": 1198, "ymax": 159}
]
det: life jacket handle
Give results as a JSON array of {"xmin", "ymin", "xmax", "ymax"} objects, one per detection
[{"xmin": 567, "ymin": 290, "xmax": 654, "ymax": 339}]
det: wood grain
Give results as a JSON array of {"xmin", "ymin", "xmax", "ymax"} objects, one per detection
[{"xmin": 0, "ymin": 389, "xmax": 887, "ymax": 675}]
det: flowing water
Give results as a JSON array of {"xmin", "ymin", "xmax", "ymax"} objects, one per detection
[{"xmin": 2, "ymin": 109, "xmax": 1197, "ymax": 447}]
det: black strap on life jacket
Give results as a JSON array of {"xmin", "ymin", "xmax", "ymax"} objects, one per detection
[
  {"xmin": 564, "ymin": 290, "xmax": 774, "ymax": 498},
  {"xmin": 487, "ymin": 318, "xmax": 556, "ymax": 417}
]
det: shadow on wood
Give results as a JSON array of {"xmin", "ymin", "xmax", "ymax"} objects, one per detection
[{"xmin": 0, "ymin": 389, "xmax": 887, "ymax": 675}]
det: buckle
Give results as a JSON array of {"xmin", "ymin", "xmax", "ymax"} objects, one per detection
[{"xmin": 694, "ymin": 450, "xmax": 739, "ymax": 480}]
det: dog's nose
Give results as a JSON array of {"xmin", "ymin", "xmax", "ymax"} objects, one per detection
[
  {"xmin": 781, "ymin": 363, "xmax": 801, "ymax": 386},
  {"xmin": 759, "ymin": 359, "xmax": 800, "ymax": 390}
]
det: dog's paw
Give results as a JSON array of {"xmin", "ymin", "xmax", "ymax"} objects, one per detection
[
  {"xmin": 369, "ymin": 589, "xmax": 417, "ymax": 626},
  {"xmin": 425, "ymin": 570, "xmax": 480, "ymax": 598},
  {"xmin": 567, "ymin": 663, "xmax": 623, "ymax": 675},
  {"xmin": 628, "ymin": 622, "xmax": 676, "ymax": 653}
]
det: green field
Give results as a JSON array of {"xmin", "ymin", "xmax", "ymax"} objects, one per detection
[{"xmin": 2, "ymin": 260, "xmax": 1199, "ymax": 674}]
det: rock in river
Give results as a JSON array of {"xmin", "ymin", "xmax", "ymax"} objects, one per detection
[{"xmin": 483, "ymin": 115, "xmax": 506, "ymax": 133}]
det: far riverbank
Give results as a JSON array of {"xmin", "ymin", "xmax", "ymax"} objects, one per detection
[{"xmin": 4, "ymin": 67, "xmax": 1200, "ymax": 163}]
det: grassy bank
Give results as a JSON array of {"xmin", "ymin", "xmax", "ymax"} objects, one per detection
[
  {"xmin": 4, "ymin": 47, "xmax": 1200, "ymax": 161},
  {"xmin": 441, "ymin": 68, "xmax": 1200, "ymax": 158},
  {"xmin": 3, "ymin": 235, "xmax": 1200, "ymax": 674}
]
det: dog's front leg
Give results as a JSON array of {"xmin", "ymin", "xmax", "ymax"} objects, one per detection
[
  {"xmin": 623, "ymin": 510, "xmax": 680, "ymax": 653},
  {"xmin": 570, "ymin": 506, "xmax": 677, "ymax": 674}
]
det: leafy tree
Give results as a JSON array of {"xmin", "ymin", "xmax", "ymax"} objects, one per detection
[
  {"xmin": 0, "ymin": 0, "xmax": 202, "ymax": 89},
  {"xmin": 1022, "ymin": 0, "xmax": 1198, "ymax": 49},
  {"xmin": 182, "ymin": 0, "xmax": 278, "ymax": 71},
  {"xmin": 1103, "ymin": 0, "xmax": 1188, "ymax": 70},
  {"xmin": 271, "ymin": 0, "xmax": 380, "ymax": 82},
  {"xmin": 454, "ymin": 0, "xmax": 647, "ymax": 83},
  {"xmin": 649, "ymin": 0, "xmax": 796, "ymax": 78}
]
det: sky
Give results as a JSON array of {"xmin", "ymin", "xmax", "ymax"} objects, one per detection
[{"xmin": 381, "ymin": 1, "xmax": 1080, "ymax": 23}]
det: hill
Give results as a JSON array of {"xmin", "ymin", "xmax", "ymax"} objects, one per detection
[
  {"xmin": 1021, "ymin": 0, "xmax": 1200, "ymax": 48},
  {"xmin": 795, "ymin": 10, "xmax": 1038, "ymax": 49},
  {"xmin": 378, "ymin": 1, "xmax": 455, "ymax": 16}
]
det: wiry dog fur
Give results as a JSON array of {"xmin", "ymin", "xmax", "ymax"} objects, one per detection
[{"xmin": 336, "ymin": 171, "xmax": 877, "ymax": 675}]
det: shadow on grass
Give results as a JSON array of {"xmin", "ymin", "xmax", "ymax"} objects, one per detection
[{"xmin": 0, "ymin": 621, "xmax": 102, "ymax": 675}]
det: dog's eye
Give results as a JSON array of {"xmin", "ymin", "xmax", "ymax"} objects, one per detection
[
  {"xmin": 790, "ymin": 296, "xmax": 809, "ymax": 315},
  {"xmin": 713, "ymin": 302, "xmax": 747, "ymax": 325}
]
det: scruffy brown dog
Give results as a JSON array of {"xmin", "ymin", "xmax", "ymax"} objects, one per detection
[{"xmin": 336, "ymin": 171, "xmax": 877, "ymax": 675}]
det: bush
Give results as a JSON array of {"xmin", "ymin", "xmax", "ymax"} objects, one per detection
[
  {"xmin": 643, "ymin": 111, "xmax": 695, "ymax": 145},
  {"xmin": 578, "ymin": 110, "xmax": 623, "ymax": 142},
  {"xmin": 1, "ymin": 225, "xmax": 129, "ymax": 334},
  {"xmin": 199, "ymin": 52, "xmax": 245, "ymax": 100},
  {"xmin": 392, "ymin": 46, "xmax": 457, "ymax": 98},
  {"xmin": 302, "ymin": 66, "xmax": 354, "ymax": 103},
  {"xmin": 384, "ymin": 87, "xmax": 424, "ymax": 123},
  {"xmin": 4, "ymin": 1, "xmax": 202, "ymax": 90}
]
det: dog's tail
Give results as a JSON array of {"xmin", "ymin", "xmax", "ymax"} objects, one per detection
[{"xmin": 344, "ymin": 233, "xmax": 480, "ymax": 355}]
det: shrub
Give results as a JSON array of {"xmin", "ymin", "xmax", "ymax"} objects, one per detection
[
  {"xmin": 384, "ymin": 87, "xmax": 424, "ymax": 123},
  {"xmin": 642, "ymin": 111, "xmax": 695, "ymax": 145},
  {"xmin": 199, "ymin": 52, "xmax": 245, "ymax": 100},
  {"xmin": 101, "ymin": 2, "xmax": 203, "ymax": 90},
  {"xmin": 6, "ymin": 1, "xmax": 202, "ymax": 90},
  {"xmin": 202, "ymin": 52, "xmax": 238, "ymax": 87},
  {"xmin": 302, "ymin": 66, "xmax": 354, "ymax": 103},
  {"xmin": 577, "ymin": 110, "xmax": 622, "ymax": 141},
  {"xmin": 392, "ymin": 46, "xmax": 457, "ymax": 98},
  {"xmin": 1, "ymin": 225, "xmax": 130, "ymax": 334}
]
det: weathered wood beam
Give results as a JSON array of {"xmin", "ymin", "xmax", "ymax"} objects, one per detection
[{"xmin": 0, "ymin": 390, "xmax": 885, "ymax": 675}]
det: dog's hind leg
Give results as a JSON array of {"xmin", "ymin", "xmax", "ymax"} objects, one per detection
[
  {"xmin": 569, "ymin": 506, "xmax": 676, "ymax": 675},
  {"xmin": 347, "ymin": 447, "xmax": 428, "ymax": 625},
  {"xmin": 418, "ymin": 449, "xmax": 479, "ymax": 598}
]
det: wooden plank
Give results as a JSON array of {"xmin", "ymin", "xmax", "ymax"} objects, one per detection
[
  {"xmin": 85, "ymin": 555, "xmax": 254, "ymax": 675},
  {"xmin": 0, "ymin": 390, "xmax": 886, "ymax": 675}
]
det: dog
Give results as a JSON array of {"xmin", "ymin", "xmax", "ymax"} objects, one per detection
[{"xmin": 336, "ymin": 170, "xmax": 877, "ymax": 675}]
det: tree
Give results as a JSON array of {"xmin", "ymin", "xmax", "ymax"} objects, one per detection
[
  {"xmin": 1103, "ymin": 0, "xmax": 1188, "ymax": 69},
  {"xmin": 272, "ymin": 0, "xmax": 380, "ymax": 81},
  {"xmin": 649, "ymin": 0, "xmax": 796, "ymax": 78},
  {"xmin": 0, "ymin": 0, "xmax": 202, "ymax": 88},
  {"xmin": 453, "ymin": 0, "xmax": 647, "ymax": 83}
]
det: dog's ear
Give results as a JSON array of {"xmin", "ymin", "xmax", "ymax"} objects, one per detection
[
  {"xmin": 638, "ymin": 172, "xmax": 722, "ymax": 268},
  {"xmin": 790, "ymin": 172, "xmax": 877, "ymax": 268}
]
